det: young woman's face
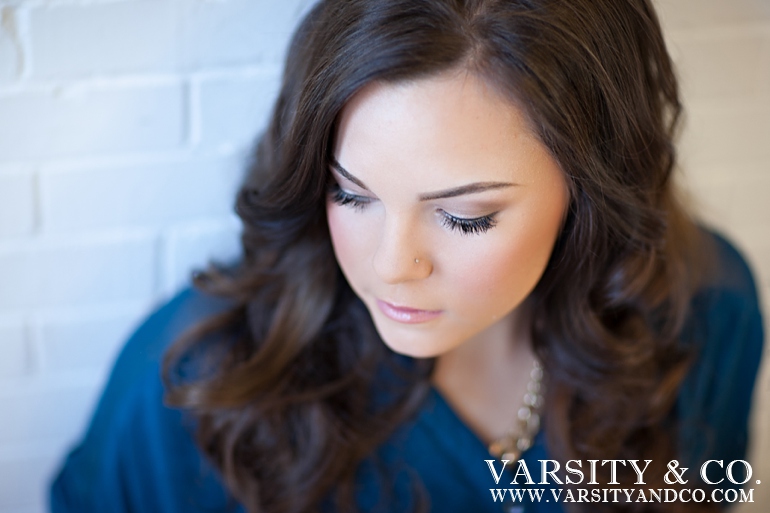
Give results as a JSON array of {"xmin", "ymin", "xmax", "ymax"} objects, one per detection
[{"xmin": 326, "ymin": 70, "xmax": 570, "ymax": 358}]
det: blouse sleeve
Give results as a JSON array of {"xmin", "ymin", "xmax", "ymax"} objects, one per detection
[{"xmin": 676, "ymin": 230, "xmax": 765, "ymax": 491}]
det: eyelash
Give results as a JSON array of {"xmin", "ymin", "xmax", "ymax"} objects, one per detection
[
  {"xmin": 440, "ymin": 211, "xmax": 497, "ymax": 235},
  {"xmin": 330, "ymin": 185, "xmax": 371, "ymax": 211},
  {"xmin": 329, "ymin": 184, "xmax": 498, "ymax": 235}
]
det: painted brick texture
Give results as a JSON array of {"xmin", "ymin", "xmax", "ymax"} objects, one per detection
[
  {"xmin": 0, "ymin": 2, "xmax": 311, "ymax": 509},
  {"xmin": 0, "ymin": 84, "xmax": 187, "ymax": 160},
  {"xmin": 0, "ymin": 171, "xmax": 35, "ymax": 236},
  {"xmin": 29, "ymin": 1, "xmax": 177, "ymax": 79}
]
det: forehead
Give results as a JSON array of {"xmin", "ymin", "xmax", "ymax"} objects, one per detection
[{"xmin": 332, "ymin": 70, "xmax": 552, "ymax": 186}]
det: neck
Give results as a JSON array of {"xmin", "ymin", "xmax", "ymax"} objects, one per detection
[{"xmin": 430, "ymin": 302, "xmax": 536, "ymax": 444}]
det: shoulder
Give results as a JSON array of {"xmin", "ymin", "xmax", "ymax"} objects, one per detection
[
  {"xmin": 50, "ymin": 287, "xmax": 239, "ymax": 513},
  {"xmin": 677, "ymin": 227, "xmax": 765, "ymax": 468},
  {"xmin": 698, "ymin": 228, "xmax": 761, "ymax": 304},
  {"xmin": 685, "ymin": 227, "xmax": 764, "ymax": 356},
  {"xmin": 78, "ymin": 287, "xmax": 233, "ymax": 438}
]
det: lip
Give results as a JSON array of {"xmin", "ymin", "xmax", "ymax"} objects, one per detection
[{"xmin": 376, "ymin": 299, "xmax": 443, "ymax": 324}]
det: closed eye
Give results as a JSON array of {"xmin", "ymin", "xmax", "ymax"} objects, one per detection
[
  {"xmin": 440, "ymin": 210, "xmax": 497, "ymax": 235},
  {"xmin": 329, "ymin": 182, "xmax": 498, "ymax": 236},
  {"xmin": 329, "ymin": 183, "xmax": 371, "ymax": 211}
]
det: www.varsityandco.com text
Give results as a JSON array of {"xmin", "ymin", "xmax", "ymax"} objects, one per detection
[{"xmin": 485, "ymin": 459, "xmax": 760, "ymax": 505}]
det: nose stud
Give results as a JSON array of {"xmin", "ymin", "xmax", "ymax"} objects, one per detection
[{"xmin": 415, "ymin": 258, "xmax": 420, "ymax": 264}]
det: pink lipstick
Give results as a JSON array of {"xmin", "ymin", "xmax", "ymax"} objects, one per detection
[{"xmin": 376, "ymin": 299, "xmax": 443, "ymax": 324}]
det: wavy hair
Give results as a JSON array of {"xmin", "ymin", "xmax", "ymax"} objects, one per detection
[{"xmin": 164, "ymin": 0, "xmax": 711, "ymax": 511}]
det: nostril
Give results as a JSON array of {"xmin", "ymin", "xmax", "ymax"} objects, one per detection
[{"xmin": 373, "ymin": 250, "xmax": 432, "ymax": 284}]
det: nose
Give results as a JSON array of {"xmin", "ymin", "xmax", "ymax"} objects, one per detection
[{"xmin": 372, "ymin": 213, "xmax": 433, "ymax": 284}]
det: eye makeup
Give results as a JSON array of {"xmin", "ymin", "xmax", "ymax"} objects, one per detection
[
  {"xmin": 439, "ymin": 210, "xmax": 497, "ymax": 235},
  {"xmin": 329, "ymin": 183, "xmax": 371, "ymax": 211},
  {"xmin": 328, "ymin": 181, "xmax": 499, "ymax": 235}
]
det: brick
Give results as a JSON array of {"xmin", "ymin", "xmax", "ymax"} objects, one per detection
[
  {"xmin": 198, "ymin": 74, "xmax": 280, "ymax": 151},
  {"xmin": 672, "ymin": 32, "xmax": 766, "ymax": 100},
  {"xmin": 748, "ymin": 247, "xmax": 770, "ymax": 290},
  {"xmin": 731, "ymin": 173, "xmax": 770, "ymax": 229},
  {"xmin": 0, "ymin": 377, "xmax": 104, "ymax": 512},
  {"xmin": 0, "ymin": 7, "xmax": 20, "ymax": 84},
  {"xmin": 678, "ymin": 100, "xmax": 770, "ymax": 170},
  {"xmin": 655, "ymin": 0, "xmax": 770, "ymax": 31},
  {"xmin": 0, "ymin": 383, "xmax": 101, "ymax": 448},
  {"xmin": 1, "ymin": 505, "xmax": 43, "ymax": 513},
  {"xmin": 0, "ymin": 453, "xmax": 57, "ymax": 511},
  {"xmin": 163, "ymin": 221, "xmax": 241, "ymax": 295},
  {"xmin": 0, "ymin": 172, "xmax": 35, "ymax": 236},
  {"xmin": 29, "ymin": 0, "xmax": 175, "ymax": 79},
  {"xmin": 0, "ymin": 237, "xmax": 156, "ymax": 310},
  {"xmin": 681, "ymin": 159, "xmax": 770, "ymax": 235},
  {"xmin": 714, "ymin": 225, "xmax": 770, "ymax": 290},
  {"xmin": 684, "ymin": 175, "xmax": 735, "ymax": 231},
  {"xmin": 0, "ymin": 84, "xmax": 185, "ymax": 161},
  {"xmin": 681, "ymin": 156, "xmax": 770, "ymax": 184},
  {"xmin": 40, "ymin": 157, "xmax": 242, "ymax": 232},
  {"xmin": 725, "ymin": 224, "xmax": 770, "ymax": 286},
  {"xmin": 39, "ymin": 309, "xmax": 143, "ymax": 373},
  {"xmin": 0, "ymin": 322, "xmax": 29, "ymax": 379},
  {"xmin": 178, "ymin": 0, "xmax": 309, "ymax": 68},
  {"xmin": 760, "ymin": 33, "xmax": 770, "ymax": 96}
]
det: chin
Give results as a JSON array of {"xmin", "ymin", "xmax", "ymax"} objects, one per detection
[
  {"xmin": 383, "ymin": 341, "xmax": 442, "ymax": 359},
  {"xmin": 377, "ymin": 331, "xmax": 453, "ymax": 359}
]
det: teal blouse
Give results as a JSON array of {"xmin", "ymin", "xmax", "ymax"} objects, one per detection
[{"xmin": 49, "ymin": 230, "xmax": 765, "ymax": 512}]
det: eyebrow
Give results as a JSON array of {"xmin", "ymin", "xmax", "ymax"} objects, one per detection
[{"xmin": 330, "ymin": 158, "xmax": 516, "ymax": 201}]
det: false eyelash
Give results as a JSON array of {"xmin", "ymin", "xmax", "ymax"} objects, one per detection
[
  {"xmin": 329, "ymin": 184, "xmax": 370, "ymax": 210},
  {"xmin": 440, "ymin": 211, "xmax": 497, "ymax": 235}
]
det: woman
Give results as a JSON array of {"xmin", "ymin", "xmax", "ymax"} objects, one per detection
[{"xmin": 50, "ymin": 0, "xmax": 764, "ymax": 512}]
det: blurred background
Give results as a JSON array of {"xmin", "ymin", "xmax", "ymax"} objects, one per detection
[{"xmin": 0, "ymin": 0, "xmax": 767, "ymax": 511}]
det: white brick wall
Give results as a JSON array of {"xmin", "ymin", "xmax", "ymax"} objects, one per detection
[
  {"xmin": 174, "ymin": 0, "xmax": 305, "ymax": 68},
  {"xmin": 0, "ymin": 453, "xmax": 59, "ymax": 513},
  {"xmin": 0, "ymin": 170, "xmax": 35, "ymax": 236},
  {"xmin": 198, "ymin": 73, "xmax": 281, "ymax": 151},
  {"xmin": 0, "ymin": 320, "xmax": 28, "ymax": 379},
  {"xmin": 37, "ymin": 306, "xmax": 146, "ymax": 373},
  {"xmin": 0, "ymin": 83, "xmax": 187, "ymax": 160},
  {"xmin": 162, "ymin": 219, "xmax": 241, "ymax": 296},
  {"xmin": 0, "ymin": 1, "xmax": 314, "ymax": 511},
  {"xmin": 0, "ymin": 235, "xmax": 157, "ymax": 310},
  {"xmin": 29, "ymin": 1, "xmax": 177, "ymax": 79},
  {"xmin": 39, "ymin": 156, "xmax": 243, "ymax": 231},
  {"xmin": 0, "ymin": 1, "xmax": 766, "ymax": 512},
  {"xmin": 0, "ymin": 7, "xmax": 21, "ymax": 84}
]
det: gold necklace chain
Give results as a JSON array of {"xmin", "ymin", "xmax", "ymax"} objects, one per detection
[{"xmin": 487, "ymin": 359, "xmax": 544, "ymax": 463}]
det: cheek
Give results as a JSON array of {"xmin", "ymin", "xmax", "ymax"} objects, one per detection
[
  {"xmin": 326, "ymin": 203, "xmax": 352, "ymax": 265},
  {"xmin": 326, "ymin": 202, "xmax": 371, "ymax": 288},
  {"xmin": 445, "ymin": 238, "xmax": 540, "ymax": 318},
  {"xmin": 445, "ymin": 201, "xmax": 566, "ymax": 318}
]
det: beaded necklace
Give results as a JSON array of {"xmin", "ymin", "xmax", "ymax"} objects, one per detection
[{"xmin": 487, "ymin": 359, "xmax": 544, "ymax": 463}]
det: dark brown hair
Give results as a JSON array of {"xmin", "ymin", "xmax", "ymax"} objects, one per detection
[{"xmin": 164, "ymin": 1, "xmax": 711, "ymax": 511}]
